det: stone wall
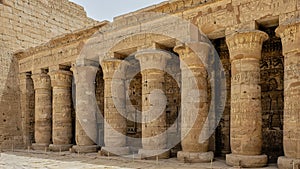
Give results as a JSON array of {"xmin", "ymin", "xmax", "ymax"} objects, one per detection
[
  {"xmin": 11, "ymin": 0, "xmax": 299, "ymax": 166},
  {"xmin": 260, "ymin": 26, "xmax": 284, "ymax": 163},
  {"xmin": 213, "ymin": 38, "xmax": 231, "ymax": 157},
  {"xmin": 165, "ymin": 54, "xmax": 181, "ymax": 157},
  {"xmin": 95, "ymin": 69, "xmax": 105, "ymax": 146},
  {"xmin": 0, "ymin": 0, "xmax": 96, "ymax": 148},
  {"xmin": 126, "ymin": 58, "xmax": 142, "ymax": 152}
]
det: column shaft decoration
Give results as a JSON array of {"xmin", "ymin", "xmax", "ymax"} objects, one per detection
[
  {"xmin": 49, "ymin": 70, "xmax": 73, "ymax": 151},
  {"xmin": 225, "ymin": 30, "xmax": 268, "ymax": 168},
  {"xmin": 174, "ymin": 43, "xmax": 214, "ymax": 163},
  {"xmin": 31, "ymin": 70, "xmax": 52, "ymax": 150},
  {"xmin": 72, "ymin": 65, "xmax": 100, "ymax": 153},
  {"xmin": 20, "ymin": 73, "xmax": 35, "ymax": 147},
  {"xmin": 276, "ymin": 21, "xmax": 300, "ymax": 169},
  {"xmin": 100, "ymin": 59, "xmax": 129, "ymax": 156},
  {"xmin": 136, "ymin": 49, "xmax": 171, "ymax": 159}
]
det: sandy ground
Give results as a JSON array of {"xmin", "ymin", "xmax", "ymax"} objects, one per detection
[{"xmin": 0, "ymin": 150, "xmax": 278, "ymax": 169}]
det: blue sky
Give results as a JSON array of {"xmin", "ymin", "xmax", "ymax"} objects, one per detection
[{"xmin": 69, "ymin": 0, "xmax": 166, "ymax": 21}]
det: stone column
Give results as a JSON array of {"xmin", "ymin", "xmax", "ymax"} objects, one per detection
[
  {"xmin": 174, "ymin": 43, "xmax": 214, "ymax": 163},
  {"xmin": 31, "ymin": 70, "xmax": 52, "ymax": 150},
  {"xmin": 19, "ymin": 73, "xmax": 35, "ymax": 147},
  {"xmin": 100, "ymin": 59, "xmax": 129, "ymax": 156},
  {"xmin": 225, "ymin": 31, "xmax": 268, "ymax": 168},
  {"xmin": 48, "ymin": 69, "xmax": 73, "ymax": 151},
  {"xmin": 136, "ymin": 49, "xmax": 171, "ymax": 159},
  {"xmin": 72, "ymin": 63, "xmax": 100, "ymax": 153},
  {"xmin": 276, "ymin": 21, "xmax": 300, "ymax": 169}
]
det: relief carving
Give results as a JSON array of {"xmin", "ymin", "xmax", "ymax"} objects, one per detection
[{"xmin": 260, "ymin": 26, "xmax": 284, "ymax": 162}]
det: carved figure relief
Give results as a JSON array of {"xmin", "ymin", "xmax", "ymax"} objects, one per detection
[{"xmin": 260, "ymin": 26, "xmax": 284, "ymax": 162}]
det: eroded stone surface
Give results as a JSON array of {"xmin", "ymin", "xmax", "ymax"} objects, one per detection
[
  {"xmin": 31, "ymin": 70, "xmax": 52, "ymax": 150},
  {"xmin": 72, "ymin": 65, "xmax": 99, "ymax": 152},
  {"xmin": 49, "ymin": 70, "xmax": 73, "ymax": 151},
  {"xmin": 0, "ymin": 0, "xmax": 96, "ymax": 149},
  {"xmin": 226, "ymin": 31, "xmax": 268, "ymax": 167},
  {"xmin": 19, "ymin": 73, "xmax": 35, "ymax": 147},
  {"xmin": 276, "ymin": 21, "xmax": 300, "ymax": 167},
  {"xmin": 136, "ymin": 48, "xmax": 171, "ymax": 158},
  {"xmin": 174, "ymin": 43, "xmax": 213, "ymax": 163},
  {"xmin": 226, "ymin": 154, "xmax": 268, "ymax": 168},
  {"xmin": 2, "ymin": 0, "xmax": 300, "ymax": 167},
  {"xmin": 100, "ymin": 59, "xmax": 129, "ymax": 156}
]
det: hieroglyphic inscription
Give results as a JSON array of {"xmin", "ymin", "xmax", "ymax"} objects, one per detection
[{"xmin": 260, "ymin": 26, "xmax": 284, "ymax": 162}]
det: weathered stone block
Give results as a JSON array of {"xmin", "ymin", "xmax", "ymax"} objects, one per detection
[
  {"xmin": 177, "ymin": 151, "xmax": 214, "ymax": 163},
  {"xmin": 226, "ymin": 154, "xmax": 268, "ymax": 168}
]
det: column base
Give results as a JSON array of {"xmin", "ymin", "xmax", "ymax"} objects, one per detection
[
  {"xmin": 226, "ymin": 153, "xmax": 268, "ymax": 168},
  {"xmin": 32, "ymin": 143, "xmax": 49, "ymax": 151},
  {"xmin": 49, "ymin": 144, "xmax": 73, "ymax": 152},
  {"xmin": 177, "ymin": 151, "xmax": 214, "ymax": 163},
  {"xmin": 72, "ymin": 145, "xmax": 100, "ymax": 153},
  {"xmin": 138, "ymin": 149, "xmax": 170, "ymax": 159},
  {"xmin": 278, "ymin": 156, "xmax": 300, "ymax": 169},
  {"xmin": 100, "ymin": 146, "xmax": 130, "ymax": 156}
]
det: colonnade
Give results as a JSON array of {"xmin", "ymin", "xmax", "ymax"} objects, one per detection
[{"xmin": 19, "ymin": 21, "xmax": 300, "ymax": 168}]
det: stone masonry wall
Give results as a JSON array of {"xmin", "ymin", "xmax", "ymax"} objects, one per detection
[
  {"xmin": 165, "ymin": 54, "xmax": 181, "ymax": 157},
  {"xmin": 11, "ymin": 0, "xmax": 299, "ymax": 163},
  {"xmin": 0, "ymin": 0, "xmax": 96, "ymax": 149},
  {"xmin": 213, "ymin": 38, "xmax": 231, "ymax": 157},
  {"xmin": 95, "ymin": 69, "xmax": 105, "ymax": 146},
  {"xmin": 260, "ymin": 26, "xmax": 284, "ymax": 163}
]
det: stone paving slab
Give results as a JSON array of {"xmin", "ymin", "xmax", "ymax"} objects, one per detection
[
  {"xmin": 0, "ymin": 153, "xmax": 130, "ymax": 169},
  {"xmin": 0, "ymin": 150, "xmax": 278, "ymax": 169}
]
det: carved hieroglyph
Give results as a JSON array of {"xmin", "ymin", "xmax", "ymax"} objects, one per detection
[
  {"xmin": 49, "ymin": 70, "xmax": 73, "ymax": 151},
  {"xmin": 174, "ymin": 43, "xmax": 214, "ymax": 162},
  {"xmin": 31, "ymin": 71, "xmax": 52, "ymax": 150},
  {"xmin": 136, "ymin": 49, "xmax": 171, "ymax": 158},
  {"xmin": 19, "ymin": 73, "xmax": 35, "ymax": 147},
  {"xmin": 101, "ymin": 59, "xmax": 129, "ymax": 155},
  {"xmin": 276, "ymin": 21, "xmax": 300, "ymax": 169},
  {"xmin": 226, "ymin": 31, "xmax": 268, "ymax": 167}
]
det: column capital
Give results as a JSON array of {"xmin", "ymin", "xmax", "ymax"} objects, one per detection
[
  {"xmin": 174, "ymin": 42, "xmax": 210, "ymax": 68},
  {"xmin": 135, "ymin": 49, "xmax": 171, "ymax": 71},
  {"xmin": 19, "ymin": 72, "xmax": 31, "ymax": 79},
  {"xmin": 19, "ymin": 73, "xmax": 32, "ymax": 93},
  {"xmin": 19, "ymin": 72, "xmax": 31, "ymax": 85},
  {"xmin": 101, "ymin": 59, "xmax": 129, "ymax": 80},
  {"xmin": 31, "ymin": 72, "xmax": 51, "ymax": 90},
  {"xmin": 75, "ymin": 58, "xmax": 99, "ymax": 67},
  {"xmin": 275, "ymin": 21, "xmax": 300, "ymax": 55},
  {"xmin": 72, "ymin": 65, "xmax": 98, "ymax": 85},
  {"xmin": 73, "ymin": 65, "xmax": 98, "ymax": 148},
  {"xmin": 226, "ymin": 30, "xmax": 268, "ymax": 61},
  {"xmin": 48, "ymin": 70, "xmax": 72, "ymax": 88}
]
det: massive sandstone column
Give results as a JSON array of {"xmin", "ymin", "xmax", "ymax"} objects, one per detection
[
  {"xmin": 31, "ymin": 70, "xmax": 52, "ymax": 150},
  {"xmin": 49, "ymin": 68, "xmax": 73, "ymax": 151},
  {"xmin": 174, "ymin": 43, "xmax": 214, "ymax": 163},
  {"xmin": 72, "ymin": 63, "xmax": 99, "ymax": 153},
  {"xmin": 136, "ymin": 49, "xmax": 171, "ymax": 159},
  {"xmin": 276, "ymin": 21, "xmax": 300, "ymax": 169},
  {"xmin": 20, "ymin": 73, "xmax": 35, "ymax": 147},
  {"xmin": 225, "ymin": 31, "xmax": 268, "ymax": 168},
  {"xmin": 100, "ymin": 59, "xmax": 129, "ymax": 155}
]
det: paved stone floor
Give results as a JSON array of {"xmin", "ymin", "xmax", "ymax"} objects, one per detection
[{"xmin": 0, "ymin": 150, "xmax": 278, "ymax": 169}]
